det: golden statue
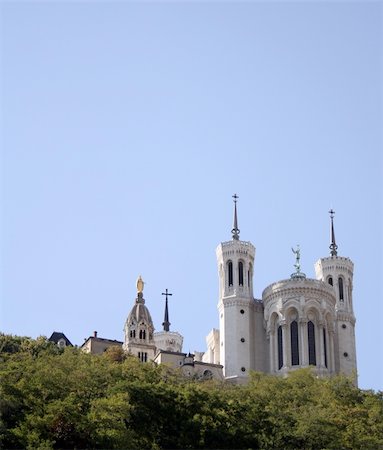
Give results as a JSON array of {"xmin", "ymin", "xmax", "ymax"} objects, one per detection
[{"xmin": 136, "ymin": 275, "xmax": 144, "ymax": 293}]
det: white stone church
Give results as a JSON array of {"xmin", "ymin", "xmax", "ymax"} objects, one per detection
[{"xmin": 81, "ymin": 198, "xmax": 357, "ymax": 384}]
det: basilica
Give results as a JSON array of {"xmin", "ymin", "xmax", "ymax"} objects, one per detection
[{"xmin": 80, "ymin": 198, "xmax": 357, "ymax": 384}]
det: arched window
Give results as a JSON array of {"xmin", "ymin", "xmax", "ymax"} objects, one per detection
[
  {"xmin": 278, "ymin": 325, "xmax": 283, "ymax": 370},
  {"xmin": 228, "ymin": 261, "xmax": 233, "ymax": 287},
  {"xmin": 238, "ymin": 261, "xmax": 244, "ymax": 286},
  {"xmin": 338, "ymin": 277, "xmax": 344, "ymax": 301},
  {"xmin": 139, "ymin": 330, "xmax": 146, "ymax": 340},
  {"xmin": 328, "ymin": 277, "xmax": 333, "ymax": 286},
  {"xmin": 308, "ymin": 321, "xmax": 316, "ymax": 366},
  {"xmin": 290, "ymin": 320, "xmax": 299, "ymax": 366},
  {"xmin": 323, "ymin": 328, "xmax": 328, "ymax": 368},
  {"xmin": 248, "ymin": 263, "xmax": 253, "ymax": 288}
]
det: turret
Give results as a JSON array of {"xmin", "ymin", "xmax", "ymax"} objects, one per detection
[
  {"xmin": 153, "ymin": 288, "xmax": 183, "ymax": 353},
  {"xmin": 216, "ymin": 195, "xmax": 257, "ymax": 380},
  {"xmin": 123, "ymin": 276, "xmax": 157, "ymax": 362},
  {"xmin": 315, "ymin": 210, "xmax": 357, "ymax": 382}
]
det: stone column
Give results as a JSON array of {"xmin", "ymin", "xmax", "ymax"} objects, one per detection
[
  {"xmin": 268, "ymin": 329, "xmax": 275, "ymax": 373},
  {"xmin": 299, "ymin": 318, "xmax": 308, "ymax": 366},
  {"xmin": 281, "ymin": 321, "xmax": 289, "ymax": 369},
  {"xmin": 329, "ymin": 329, "xmax": 335, "ymax": 373},
  {"xmin": 318, "ymin": 321, "xmax": 325, "ymax": 368}
]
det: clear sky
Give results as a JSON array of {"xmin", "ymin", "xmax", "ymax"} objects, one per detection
[{"xmin": 1, "ymin": 1, "xmax": 382, "ymax": 391}]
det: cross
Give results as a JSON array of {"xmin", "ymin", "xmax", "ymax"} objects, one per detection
[
  {"xmin": 329, "ymin": 209, "xmax": 335, "ymax": 219},
  {"xmin": 162, "ymin": 289, "xmax": 173, "ymax": 301},
  {"xmin": 232, "ymin": 193, "xmax": 239, "ymax": 203}
]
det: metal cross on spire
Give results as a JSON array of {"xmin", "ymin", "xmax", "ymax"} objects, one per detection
[
  {"xmin": 329, "ymin": 209, "xmax": 338, "ymax": 257},
  {"xmin": 161, "ymin": 289, "xmax": 172, "ymax": 332},
  {"xmin": 231, "ymin": 193, "xmax": 240, "ymax": 240}
]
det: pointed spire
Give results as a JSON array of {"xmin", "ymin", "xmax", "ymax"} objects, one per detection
[
  {"xmin": 329, "ymin": 209, "xmax": 338, "ymax": 257},
  {"xmin": 231, "ymin": 194, "xmax": 240, "ymax": 240},
  {"xmin": 161, "ymin": 289, "xmax": 172, "ymax": 332}
]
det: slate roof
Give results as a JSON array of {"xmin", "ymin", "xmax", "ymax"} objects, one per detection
[{"xmin": 48, "ymin": 332, "xmax": 73, "ymax": 346}]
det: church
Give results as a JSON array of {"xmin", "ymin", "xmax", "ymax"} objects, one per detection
[{"xmin": 81, "ymin": 197, "xmax": 357, "ymax": 384}]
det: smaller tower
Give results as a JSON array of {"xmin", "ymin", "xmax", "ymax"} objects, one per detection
[
  {"xmin": 217, "ymin": 195, "xmax": 257, "ymax": 380},
  {"xmin": 154, "ymin": 289, "xmax": 183, "ymax": 353},
  {"xmin": 123, "ymin": 276, "xmax": 156, "ymax": 362},
  {"xmin": 162, "ymin": 288, "xmax": 171, "ymax": 332},
  {"xmin": 315, "ymin": 210, "xmax": 357, "ymax": 382}
]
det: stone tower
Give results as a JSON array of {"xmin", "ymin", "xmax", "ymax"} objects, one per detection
[
  {"xmin": 123, "ymin": 276, "xmax": 157, "ymax": 362},
  {"xmin": 216, "ymin": 195, "xmax": 256, "ymax": 380},
  {"xmin": 315, "ymin": 210, "xmax": 357, "ymax": 381},
  {"xmin": 153, "ymin": 289, "xmax": 183, "ymax": 353}
]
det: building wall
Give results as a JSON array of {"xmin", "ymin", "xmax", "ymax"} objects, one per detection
[{"xmin": 82, "ymin": 337, "xmax": 123, "ymax": 355}]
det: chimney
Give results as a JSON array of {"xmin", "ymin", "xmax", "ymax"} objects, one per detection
[{"xmin": 93, "ymin": 331, "xmax": 97, "ymax": 338}]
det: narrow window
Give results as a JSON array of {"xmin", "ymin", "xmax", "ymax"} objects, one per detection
[
  {"xmin": 291, "ymin": 320, "xmax": 299, "ymax": 366},
  {"xmin": 323, "ymin": 328, "xmax": 328, "ymax": 368},
  {"xmin": 228, "ymin": 261, "xmax": 233, "ymax": 286},
  {"xmin": 248, "ymin": 270, "xmax": 250, "ymax": 287},
  {"xmin": 144, "ymin": 352, "xmax": 147, "ymax": 362},
  {"xmin": 308, "ymin": 321, "xmax": 316, "ymax": 366},
  {"xmin": 328, "ymin": 277, "xmax": 333, "ymax": 286},
  {"xmin": 338, "ymin": 277, "xmax": 344, "ymax": 301},
  {"xmin": 238, "ymin": 261, "xmax": 244, "ymax": 286},
  {"xmin": 138, "ymin": 352, "xmax": 141, "ymax": 360},
  {"xmin": 143, "ymin": 330, "xmax": 146, "ymax": 340},
  {"xmin": 278, "ymin": 325, "xmax": 283, "ymax": 370}
]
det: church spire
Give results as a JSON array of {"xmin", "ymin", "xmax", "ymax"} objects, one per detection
[
  {"xmin": 329, "ymin": 209, "xmax": 338, "ymax": 257},
  {"xmin": 161, "ymin": 289, "xmax": 172, "ymax": 332},
  {"xmin": 231, "ymin": 194, "xmax": 240, "ymax": 240}
]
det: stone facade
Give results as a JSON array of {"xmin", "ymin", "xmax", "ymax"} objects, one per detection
[
  {"xmin": 204, "ymin": 205, "xmax": 357, "ymax": 384},
  {"xmin": 82, "ymin": 332, "xmax": 123, "ymax": 354}
]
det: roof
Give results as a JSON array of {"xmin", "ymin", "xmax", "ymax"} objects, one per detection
[
  {"xmin": 80, "ymin": 336, "xmax": 123, "ymax": 348},
  {"xmin": 48, "ymin": 332, "xmax": 73, "ymax": 346},
  {"xmin": 126, "ymin": 298, "xmax": 154, "ymax": 329}
]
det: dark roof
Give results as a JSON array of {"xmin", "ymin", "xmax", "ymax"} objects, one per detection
[{"xmin": 48, "ymin": 332, "xmax": 73, "ymax": 346}]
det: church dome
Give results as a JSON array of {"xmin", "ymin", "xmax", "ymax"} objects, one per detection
[{"xmin": 127, "ymin": 299, "xmax": 154, "ymax": 328}]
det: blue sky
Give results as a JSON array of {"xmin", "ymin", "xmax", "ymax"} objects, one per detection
[{"xmin": 1, "ymin": 1, "xmax": 382, "ymax": 391}]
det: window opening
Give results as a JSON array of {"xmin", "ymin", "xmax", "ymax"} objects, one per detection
[
  {"xmin": 323, "ymin": 328, "xmax": 328, "ymax": 368},
  {"xmin": 291, "ymin": 320, "xmax": 299, "ymax": 366},
  {"xmin": 308, "ymin": 321, "xmax": 316, "ymax": 366},
  {"xmin": 238, "ymin": 261, "xmax": 244, "ymax": 286},
  {"xmin": 338, "ymin": 277, "xmax": 344, "ymax": 301},
  {"xmin": 278, "ymin": 325, "xmax": 283, "ymax": 370},
  {"xmin": 228, "ymin": 261, "xmax": 233, "ymax": 287}
]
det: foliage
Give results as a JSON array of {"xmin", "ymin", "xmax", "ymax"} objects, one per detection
[{"xmin": 0, "ymin": 335, "xmax": 382, "ymax": 449}]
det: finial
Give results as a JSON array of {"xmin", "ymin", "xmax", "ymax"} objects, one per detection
[
  {"xmin": 161, "ymin": 289, "xmax": 172, "ymax": 332},
  {"xmin": 329, "ymin": 209, "xmax": 338, "ymax": 257},
  {"xmin": 136, "ymin": 275, "xmax": 144, "ymax": 294},
  {"xmin": 291, "ymin": 245, "xmax": 306, "ymax": 279},
  {"xmin": 231, "ymin": 194, "xmax": 240, "ymax": 240}
]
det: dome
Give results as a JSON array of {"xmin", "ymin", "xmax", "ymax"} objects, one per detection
[{"xmin": 126, "ymin": 299, "xmax": 154, "ymax": 328}]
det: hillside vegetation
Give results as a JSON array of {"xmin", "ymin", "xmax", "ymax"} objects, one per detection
[{"xmin": 0, "ymin": 334, "xmax": 382, "ymax": 449}]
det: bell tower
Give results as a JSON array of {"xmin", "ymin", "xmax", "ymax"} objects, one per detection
[
  {"xmin": 123, "ymin": 276, "xmax": 157, "ymax": 362},
  {"xmin": 216, "ymin": 195, "xmax": 256, "ymax": 380},
  {"xmin": 315, "ymin": 210, "xmax": 357, "ymax": 382}
]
